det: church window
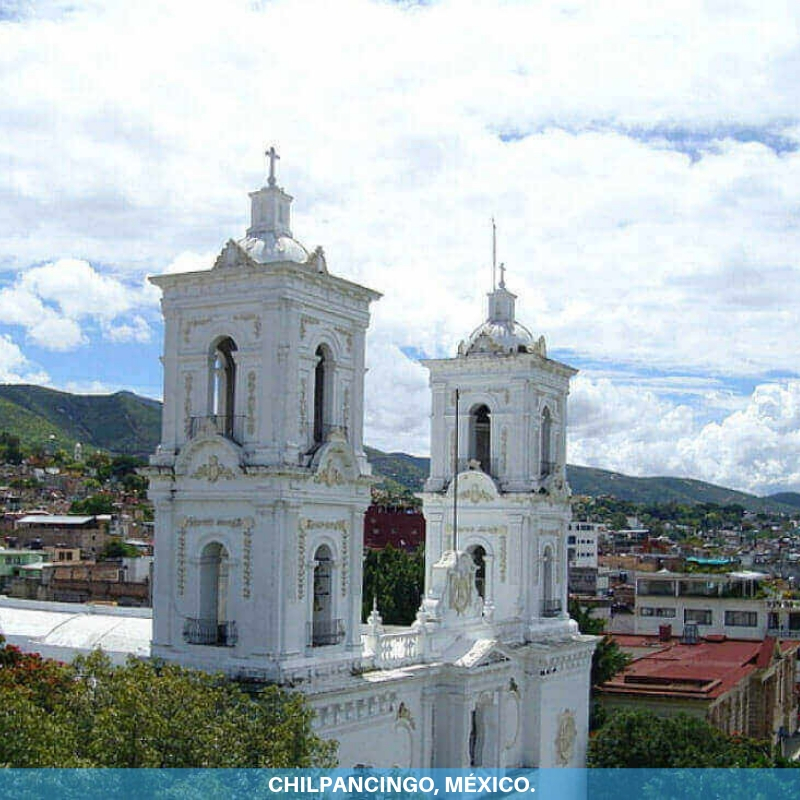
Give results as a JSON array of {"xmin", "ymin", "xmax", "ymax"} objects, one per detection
[
  {"xmin": 540, "ymin": 407, "xmax": 553, "ymax": 478},
  {"xmin": 210, "ymin": 337, "xmax": 237, "ymax": 438},
  {"xmin": 311, "ymin": 544, "xmax": 343, "ymax": 646},
  {"xmin": 468, "ymin": 544, "xmax": 487, "ymax": 600},
  {"xmin": 541, "ymin": 545, "xmax": 559, "ymax": 617},
  {"xmin": 469, "ymin": 404, "xmax": 491, "ymax": 473},
  {"xmin": 313, "ymin": 345, "xmax": 333, "ymax": 446},
  {"xmin": 185, "ymin": 541, "xmax": 235, "ymax": 647},
  {"xmin": 469, "ymin": 709, "xmax": 479, "ymax": 767}
]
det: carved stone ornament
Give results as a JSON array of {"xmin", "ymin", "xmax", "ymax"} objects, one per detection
[
  {"xmin": 183, "ymin": 373, "xmax": 193, "ymax": 437},
  {"xmin": 246, "ymin": 371, "xmax": 256, "ymax": 435},
  {"xmin": 315, "ymin": 462, "xmax": 347, "ymax": 487},
  {"xmin": 176, "ymin": 517, "xmax": 188, "ymax": 596},
  {"xmin": 191, "ymin": 454, "xmax": 236, "ymax": 482},
  {"xmin": 182, "ymin": 317, "xmax": 211, "ymax": 344},
  {"xmin": 299, "ymin": 378, "xmax": 308, "ymax": 434},
  {"xmin": 448, "ymin": 557, "xmax": 474, "ymax": 615},
  {"xmin": 459, "ymin": 484, "xmax": 494, "ymax": 504},
  {"xmin": 396, "ymin": 702, "xmax": 416, "ymax": 729},
  {"xmin": 555, "ymin": 709, "xmax": 577, "ymax": 766}
]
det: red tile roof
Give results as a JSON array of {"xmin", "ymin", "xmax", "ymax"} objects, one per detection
[{"xmin": 600, "ymin": 635, "xmax": 797, "ymax": 701}]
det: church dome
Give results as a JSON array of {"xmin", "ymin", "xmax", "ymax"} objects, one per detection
[
  {"xmin": 464, "ymin": 317, "xmax": 536, "ymax": 355},
  {"xmin": 459, "ymin": 275, "xmax": 545, "ymax": 357},
  {"xmin": 237, "ymin": 232, "xmax": 309, "ymax": 265}
]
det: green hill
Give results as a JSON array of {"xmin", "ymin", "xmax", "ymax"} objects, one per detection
[
  {"xmin": 565, "ymin": 464, "xmax": 793, "ymax": 513},
  {"xmin": 766, "ymin": 492, "xmax": 800, "ymax": 510},
  {"xmin": 364, "ymin": 449, "xmax": 795, "ymax": 513},
  {"xmin": 0, "ymin": 385, "xmax": 161, "ymax": 456},
  {"xmin": 0, "ymin": 384, "xmax": 794, "ymax": 512}
]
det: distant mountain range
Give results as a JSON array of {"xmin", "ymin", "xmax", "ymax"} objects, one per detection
[
  {"xmin": 0, "ymin": 384, "xmax": 161, "ymax": 456},
  {"xmin": 0, "ymin": 384, "xmax": 796, "ymax": 512}
]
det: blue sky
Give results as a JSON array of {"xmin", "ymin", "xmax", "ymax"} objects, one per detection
[{"xmin": 2, "ymin": 0, "xmax": 800, "ymax": 494}]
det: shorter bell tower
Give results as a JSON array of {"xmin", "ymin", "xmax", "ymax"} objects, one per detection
[{"xmin": 420, "ymin": 263, "xmax": 576, "ymax": 640}]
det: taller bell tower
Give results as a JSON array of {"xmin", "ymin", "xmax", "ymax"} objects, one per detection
[{"xmin": 147, "ymin": 151, "xmax": 381, "ymax": 682}]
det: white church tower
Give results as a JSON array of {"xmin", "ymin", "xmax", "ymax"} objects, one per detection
[
  {"xmin": 147, "ymin": 158, "xmax": 596, "ymax": 769},
  {"xmin": 147, "ymin": 149, "xmax": 380, "ymax": 682},
  {"xmin": 420, "ymin": 262, "xmax": 575, "ymax": 639}
]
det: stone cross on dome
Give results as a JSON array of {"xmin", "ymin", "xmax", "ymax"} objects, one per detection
[{"xmin": 265, "ymin": 145, "xmax": 280, "ymax": 186}]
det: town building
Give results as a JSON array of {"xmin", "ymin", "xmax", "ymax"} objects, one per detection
[
  {"xmin": 634, "ymin": 569, "xmax": 770, "ymax": 640},
  {"xmin": 598, "ymin": 633, "xmax": 799, "ymax": 746},
  {"xmin": 0, "ymin": 549, "xmax": 45, "ymax": 591},
  {"xmin": 144, "ymin": 153, "xmax": 597, "ymax": 768},
  {"xmin": 568, "ymin": 522, "xmax": 602, "ymax": 568},
  {"xmin": 363, "ymin": 505, "xmax": 425, "ymax": 551},
  {"xmin": 12, "ymin": 514, "xmax": 112, "ymax": 559}
]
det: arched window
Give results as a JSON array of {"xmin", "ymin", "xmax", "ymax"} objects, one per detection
[
  {"xmin": 311, "ymin": 544, "xmax": 342, "ymax": 646},
  {"xmin": 211, "ymin": 337, "xmax": 237, "ymax": 437},
  {"xmin": 194, "ymin": 541, "xmax": 234, "ymax": 646},
  {"xmin": 313, "ymin": 345, "xmax": 332, "ymax": 446},
  {"xmin": 470, "ymin": 404, "xmax": 491, "ymax": 473},
  {"xmin": 468, "ymin": 544, "xmax": 487, "ymax": 600},
  {"xmin": 541, "ymin": 545, "xmax": 559, "ymax": 617},
  {"xmin": 540, "ymin": 407, "xmax": 552, "ymax": 478}
]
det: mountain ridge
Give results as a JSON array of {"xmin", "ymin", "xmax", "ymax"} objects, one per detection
[{"xmin": 0, "ymin": 384, "xmax": 793, "ymax": 511}]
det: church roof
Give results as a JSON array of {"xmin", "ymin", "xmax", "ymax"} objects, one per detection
[
  {"xmin": 458, "ymin": 270, "xmax": 547, "ymax": 358},
  {"xmin": 237, "ymin": 232, "xmax": 309, "ymax": 265},
  {"xmin": 0, "ymin": 598, "xmax": 151, "ymax": 664},
  {"xmin": 464, "ymin": 316, "xmax": 539, "ymax": 356}
]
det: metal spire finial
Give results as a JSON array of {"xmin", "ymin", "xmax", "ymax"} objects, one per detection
[
  {"xmin": 265, "ymin": 145, "xmax": 280, "ymax": 187},
  {"xmin": 491, "ymin": 216, "xmax": 497, "ymax": 291}
]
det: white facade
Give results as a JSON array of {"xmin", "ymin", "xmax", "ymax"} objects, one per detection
[
  {"xmin": 634, "ymin": 570, "xmax": 770, "ymax": 639},
  {"xmin": 146, "ymin": 157, "xmax": 596, "ymax": 768},
  {"xmin": 568, "ymin": 522, "xmax": 601, "ymax": 569}
]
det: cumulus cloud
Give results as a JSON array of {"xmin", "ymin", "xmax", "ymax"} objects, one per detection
[
  {"xmin": 569, "ymin": 376, "xmax": 800, "ymax": 495},
  {"xmin": 0, "ymin": 334, "xmax": 49, "ymax": 385},
  {"xmin": 0, "ymin": 259, "xmax": 155, "ymax": 349},
  {"xmin": 2, "ymin": 0, "xmax": 800, "ymax": 490}
]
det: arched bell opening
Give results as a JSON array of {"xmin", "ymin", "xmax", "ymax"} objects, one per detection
[{"xmin": 468, "ymin": 404, "xmax": 491, "ymax": 474}]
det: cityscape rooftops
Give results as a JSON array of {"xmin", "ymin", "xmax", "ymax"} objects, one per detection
[{"xmin": 600, "ymin": 634, "xmax": 795, "ymax": 702}]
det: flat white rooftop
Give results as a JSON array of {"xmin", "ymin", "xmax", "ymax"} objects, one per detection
[{"xmin": 0, "ymin": 597, "xmax": 151, "ymax": 664}]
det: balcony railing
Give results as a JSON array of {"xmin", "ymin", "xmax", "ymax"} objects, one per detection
[
  {"xmin": 541, "ymin": 599, "xmax": 562, "ymax": 618},
  {"xmin": 308, "ymin": 618, "xmax": 345, "ymax": 647},
  {"xmin": 189, "ymin": 414, "xmax": 245, "ymax": 444},
  {"xmin": 182, "ymin": 617, "xmax": 237, "ymax": 647},
  {"xmin": 768, "ymin": 628, "xmax": 800, "ymax": 639}
]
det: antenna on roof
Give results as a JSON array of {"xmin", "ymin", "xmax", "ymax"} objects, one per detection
[{"xmin": 491, "ymin": 217, "xmax": 497, "ymax": 291}]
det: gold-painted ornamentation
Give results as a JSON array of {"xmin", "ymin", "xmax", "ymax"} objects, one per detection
[{"xmin": 191, "ymin": 455, "xmax": 236, "ymax": 482}]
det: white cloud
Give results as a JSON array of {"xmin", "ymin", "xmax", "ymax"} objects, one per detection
[
  {"xmin": 0, "ymin": 259, "xmax": 154, "ymax": 350},
  {"xmin": 2, "ymin": 0, "xmax": 800, "ymax": 489},
  {"xmin": 0, "ymin": 334, "xmax": 49, "ymax": 384},
  {"xmin": 163, "ymin": 251, "xmax": 215, "ymax": 275},
  {"xmin": 569, "ymin": 376, "xmax": 800, "ymax": 495},
  {"xmin": 102, "ymin": 314, "xmax": 151, "ymax": 344}
]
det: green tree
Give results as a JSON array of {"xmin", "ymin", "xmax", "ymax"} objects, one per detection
[
  {"xmin": 0, "ymin": 432, "xmax": 23, "ymax": 465},
  {"xmin": 362, "ymin": 545, "xmax": 424, "ymax": 625},
  {"xmin": 0, "ymin": 638, "xmax": 336, "ymax": 768},
  {"xmin": 588, "ymin": 710, "xmax": 786, "ymax": 767},
  {"xmin": 70, "ymin": 493, "xmax": 115, "ymax": 515},
  {"xmin": 569, "ymin": 599, "xmax": 630, "ymax": 687},
  {"xmin": 99, "ymin": 539, "xmax": 140, "ymax": 560}
]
